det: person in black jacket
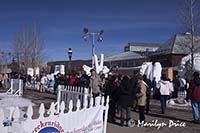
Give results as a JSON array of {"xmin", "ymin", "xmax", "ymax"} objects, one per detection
[
  {"xmin": 107, "ymin": 75, "xmax": 120, "ymax": 123},
  {"xmin": 173, "ymin": 75, "xmax": 180, "ymax": 98},
  {"xmin": 54, "ymin": 73, "xmax": 65, "ymax": 94},
  {"xmin": 130, "ymin": 75, "xmax": 138, "ymax": 109},
  {"xmin": 143, "ymin": 75, "xmax": 152, "ymax": 114},
  {"xmin": 118, "ymin": 76, "xmax": 132, "ymax": 126}
]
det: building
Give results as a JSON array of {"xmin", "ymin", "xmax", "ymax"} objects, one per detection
[
  {"xmin": 151, "ymin": 33, "xmax": 200, "ymax": 66},
  {"xmin": 105, "ymin": 51, "xmax": 145, "ymax": 67},
  {"xmin": 104, "ymin": 42, "xmax": 161, "ymax": 75},
  {"xmin": 47, "ymin": 33, "xmax": 200, "ymax": 78},
  {"xmin": 151, "ymin": 33, "xmax": 200, "ymax": 79},
  {"xmin": 105, "ymin": 42, "xmax": 162, "ymax": 69},
  {"xmin": 104, "ymin": 51, "xmax": 148, "ymax": 75},
  {"xmin": 105, "ymin": 33, "xmax": 200, "ymax": 78},
  {"xmin": 124, "ymin": 42, "xmax": 160, "ymax": 52},
  {"xmin": 47, "ymin": 60, "xmax": 91, "ymax": 74}
]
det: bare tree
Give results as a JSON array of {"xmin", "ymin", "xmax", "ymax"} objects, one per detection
[
  {"xmin": 179, "ymin": 0, "xmax": 200, "ymax": 74},
  {"xmin": 0, "ymin": 51, "xmax": 12, "ymax": 72},
  {"xmin": 31, "ymin": 22, "xmax": 44, "ymax": 69},
  {"xmin": 12, "ymin": 22, "xmax": 45, "ymax": 74}
]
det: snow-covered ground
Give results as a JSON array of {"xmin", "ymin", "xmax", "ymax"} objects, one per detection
[{"xmin": 0, "ymin": 93, "xmax": 34, "ymax": 108}]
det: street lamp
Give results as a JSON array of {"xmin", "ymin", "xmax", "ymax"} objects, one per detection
[
  {"xmin": 68, "ymin": 48, "xmax": 72, "ymax": 71},
  {"xmin": 82, "ymin": 27, "xmax": 104, "ymax": 68}
]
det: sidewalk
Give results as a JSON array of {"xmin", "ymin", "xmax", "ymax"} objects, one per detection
[{"xmin": 107, "ymin": 99, "xmax": 200, "ymax": 133}]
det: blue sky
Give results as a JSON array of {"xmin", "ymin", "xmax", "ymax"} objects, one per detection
[{"xmin": 0, "ymin": 0, "xmax": 183, "ymax": 61}]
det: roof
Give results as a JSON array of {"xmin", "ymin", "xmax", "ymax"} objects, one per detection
[
  {"xmin": 104, "ymin": 51, "xmax": 144, "ymax": 62},
  {"xmin": 47, "ymin": 60, "xmax": 91, "ymax": 65},
  {"xmin": 155, "ymin": 34, "xmax": 200, "ymax": 55},
  {"xmin": 126, "ymin": 42, "xmax": 161, "ymax": 47},
  {"xmin": 0, "ymin": 68, "xmax": 12, "ymax": 73}
]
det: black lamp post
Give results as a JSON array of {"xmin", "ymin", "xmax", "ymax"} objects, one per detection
[{"xmin": 68, "ymin": 48, "xmax": 72, "ymax": 71}]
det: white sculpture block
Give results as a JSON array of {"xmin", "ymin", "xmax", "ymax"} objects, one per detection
[
  {"xmin": 83, "ymin": 53, "xmax": 110, "ymax": 76},
  {"xmin": 152, "ymin": 62, "xmax": 162, "ymax": 82},
  {"xmin": 140, "ymin": 62, "xmax": 162, "ymax": 82}
]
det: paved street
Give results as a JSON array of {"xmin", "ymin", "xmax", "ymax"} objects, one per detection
[
  {"xmin": 20, "ymin": 89, "xmax": 200, "ymax": 133},
  {"xmin": 107, "ymin": 107, "xmax": 200, "ymax": 133}
]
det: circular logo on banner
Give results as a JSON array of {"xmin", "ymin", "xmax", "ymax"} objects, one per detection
[
  {"xmin": 38, "ymin": 127, "xmax": 58, "ymax": 133},
  {"xmin": 32, "ymin": 121, "xmax": 64, "ymax": 133}
]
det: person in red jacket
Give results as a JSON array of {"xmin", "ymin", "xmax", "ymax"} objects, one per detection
[
  {"xmin": 188, "ymin": 72, "xmax": 200, "ymax": 124},
  {"xmin": 69, "ymin": 75, "xmax": 76, "ymax": 86}
]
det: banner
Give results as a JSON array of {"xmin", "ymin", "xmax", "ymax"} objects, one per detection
[{"xmin": 23, "ymin": 106, "xmax": 104, "ymax": 133}]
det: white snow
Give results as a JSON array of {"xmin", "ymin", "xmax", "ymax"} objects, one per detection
[
  {"xmin": 0, "ymin": 93, "xmax": 35, "ymax": 127},
  {"xmin": 178, "ymin": 52, "xmax": 200, "ymax": 77},
  {"xmin": 0, "ymin": 93, "xmax": 34, "ymax": 108}
]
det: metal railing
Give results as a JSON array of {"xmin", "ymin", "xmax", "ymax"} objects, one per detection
[{"xmin": 6, "ymin": 79, "xmax": 23, "ymax": 96}]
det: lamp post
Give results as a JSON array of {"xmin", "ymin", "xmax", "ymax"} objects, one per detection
[
  {"xmin": 68, "ymin": 48, "xmax": 72, "ymax": 72},
  {"xmin": 82, "ymin": 27, "xmax": 104, "ymax": 68}
]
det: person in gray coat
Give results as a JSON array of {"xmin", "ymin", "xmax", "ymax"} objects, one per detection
[{"xmin": 89, "ymin": 69, "xmax": 102, "ymax": 104}]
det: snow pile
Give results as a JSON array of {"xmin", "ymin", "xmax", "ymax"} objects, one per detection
[
  {"xmin": 168, "ymin": 98, "xmax": 191, "ymax": 107},
  {"xmin": 178, "ymin": 52, "xmax": 200, "ymax": 77}
]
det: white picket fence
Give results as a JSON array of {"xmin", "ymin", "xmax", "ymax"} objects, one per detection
[
  {"xmin": 56, "ymin": 85, "xmax": 91, "ymax": 112},
  {"xmin": 0, "ymin": 95, "xmax": 109, "ymax": 133},
  {"xmin": 6, "ymin": 79, "xmax": 23, "ymax": 96}
]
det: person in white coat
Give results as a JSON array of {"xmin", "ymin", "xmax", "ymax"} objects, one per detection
[
  {"xmin": 157, "ymin": 76, "xmax": 174, "ymax": 114},
  {"xmin": 40, "ymin": 74, "xmax": 48, "ymax": 92}
]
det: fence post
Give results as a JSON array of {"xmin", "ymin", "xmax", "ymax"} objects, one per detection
[
  {"xmin": 18, "ymin": 79, "xmax": 22, "ymax": 96},
  {"xmin": 103, "ymin": 96, "xmax": 109, "ymax": 133},
  {"xmin": 11, "ymin": 79, "xmax": 13, "ymax": 94},
  {"xmin": 56, "ymin": 85, "xmax": 61, "ymax": 113},
  {"xmin": 83, "ymin": 87, "xmax": 88, "ymax": 108},
  {"xmin": 21, "ymin": 79, "xmax": 23, "ymax": 96}
]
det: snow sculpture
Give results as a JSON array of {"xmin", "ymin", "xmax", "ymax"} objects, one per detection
[
  {"xmin": 140, "ymin": 62, "xmax": 162, "ymax": 82},
  {"xmin": 47, "ymin": 74, "xmax": 55, "ymax": 81},
  {"xmin": 178, "ymin": 53, "xmax": 200, "ymax": 78},
  {"xmin": 83, "ymin": 54, "xmax": 110, "ymax": 76},
  {"xmin": 54, "ymin": 65, "xmax": 65, "ymax": 75}
]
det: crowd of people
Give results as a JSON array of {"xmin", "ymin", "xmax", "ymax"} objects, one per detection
[
  {"xmin": 88, "ymin": 70, "xmax": 200, "ymax": 125},
  {"xmin": 1, "ymin": 70, "xmax": 200, "ymax": 125},
  {"xmin": 24, "ymin": 71, "xmax": 90, "ymax": 93},
  {"xmin": 0, "ymin": 73, "xmax": 9, "ymax": 88}
]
